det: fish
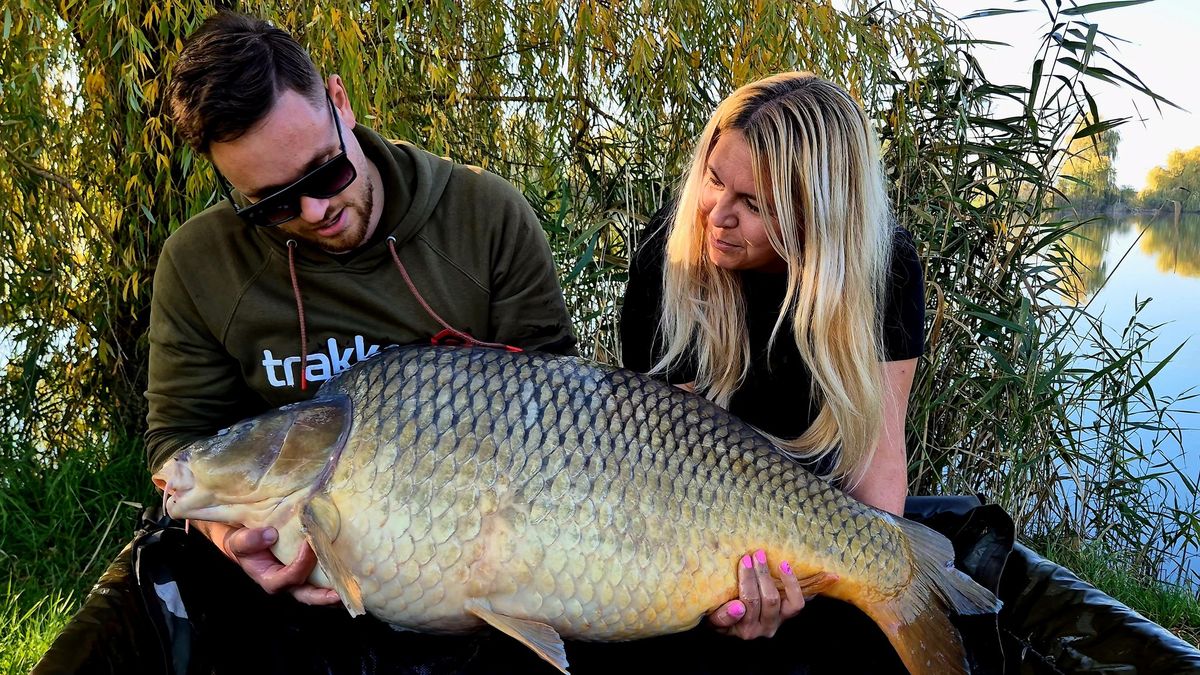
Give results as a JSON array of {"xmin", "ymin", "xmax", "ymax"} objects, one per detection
[{"xmin": 152, "ymin": 344, "xmax": 999, "ymax": 674}]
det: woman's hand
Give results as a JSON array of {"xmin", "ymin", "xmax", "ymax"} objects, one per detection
[
  {"xmin": 708, "ymin": 549, "xmax": 838, "ymax": 639},
  {"xmin": 196, "ymin": 520, "xmax": 341, "ymax": 606}
]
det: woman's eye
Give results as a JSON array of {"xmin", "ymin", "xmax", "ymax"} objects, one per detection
[{"xmin": 746, "ymin": 200, "xmax": 760, "ymax": 214}]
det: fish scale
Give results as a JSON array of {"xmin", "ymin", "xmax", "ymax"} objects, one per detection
[{"xmin": 155, "ymin": 345, "xmax": 999, "ymax": 673}]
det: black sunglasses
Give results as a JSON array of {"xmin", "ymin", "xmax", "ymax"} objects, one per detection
[{"xmin": 216, "ymin": 94, "xmax": 357, "ymax": 228}]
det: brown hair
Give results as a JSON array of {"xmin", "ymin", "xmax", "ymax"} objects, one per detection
[{"xmin": 166, "ymin": 11, "xmax": 324, "ymax": 154}]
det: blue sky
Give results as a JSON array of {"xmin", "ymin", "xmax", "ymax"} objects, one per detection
[{"xmin": 952, "ymin": 0, "xmax": 1199, "ymax": 190}]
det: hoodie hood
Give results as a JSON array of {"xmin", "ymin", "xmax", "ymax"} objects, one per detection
[{"xmin": 251, "ymin": 125, "xmax": 454, "ymax": 269}]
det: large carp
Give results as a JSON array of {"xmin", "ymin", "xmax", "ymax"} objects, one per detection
[{"xmin": 153, "ymin": 345, "xmax": 998, "ymax": 674}]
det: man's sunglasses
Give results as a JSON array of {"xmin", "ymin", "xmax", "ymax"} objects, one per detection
[{"xmin": 216, "ymin": 94, "xmax": 357, "ymax": 228}]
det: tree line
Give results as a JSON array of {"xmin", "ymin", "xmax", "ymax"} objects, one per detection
[{"xmin": 1056, "ymin": 118, "xmax": 1199, "ymax": 214}]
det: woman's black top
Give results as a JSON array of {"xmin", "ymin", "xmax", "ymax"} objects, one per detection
[{"xmin": 620, "ymin": 205, "xmax": 926, "ymax": 445}]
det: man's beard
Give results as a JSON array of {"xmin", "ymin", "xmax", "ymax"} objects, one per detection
[{"xmin": 307, "ymin": 179, "xmax": 376, "ymax": 254}]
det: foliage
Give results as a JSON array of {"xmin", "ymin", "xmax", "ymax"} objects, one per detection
[
  {"xmin": 1141, "ymin": 146, "xmax": 1200, "ymax": 212},
  {"xmin": 1, "ymin": 0, "xmax": 1197, "ymax": 661},
  {"xmin": 878, "ymin": 0, "xmax": 1195, "ymax": 583},
  {"xmin": 1057, "ymin": 117, "xmax": 1121, "ymax": 210}
]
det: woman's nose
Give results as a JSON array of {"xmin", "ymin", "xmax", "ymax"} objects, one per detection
[{"xmin": 708, "ymin": 196, "xmax": 737, "ymax": 229}]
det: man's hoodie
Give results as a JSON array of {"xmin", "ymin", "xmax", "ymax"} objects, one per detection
[{"xmin": 144, "ymin": 125, "xmax": 575, "ymax": 471}]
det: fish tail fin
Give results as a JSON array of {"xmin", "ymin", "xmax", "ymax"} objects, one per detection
[{"xmin": 861, "ymin": 516, "xmax": 1001, "ymax": 675}]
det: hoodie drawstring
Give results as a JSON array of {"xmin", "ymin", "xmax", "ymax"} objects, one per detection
[
  {"xmin": 386, "ymin": 237, "xmax": 520, "ymax": 353},
  {"xmin": 286, "ymin": 240, "xmax": 310, "ymax": 391},
  {"xmin": 285, "ymin": 236, "xmax": 520, "ymax": 393}
]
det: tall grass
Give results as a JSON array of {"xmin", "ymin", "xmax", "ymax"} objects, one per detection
[
  {"xmin": 0, "ymin": 434, "xmax": 151, "ymax": 672},
  {"xmin": 867, "ymin": 3, "xmax": 1198, "ymax": 587},
  {"xmin": 0, "ymin": 585, "xmax": 77, "ymax": 675}
]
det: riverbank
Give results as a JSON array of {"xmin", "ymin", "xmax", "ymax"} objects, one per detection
[{"xmin": 1063, "ymin": 205, "xmax": 1200, "ymax": 219}]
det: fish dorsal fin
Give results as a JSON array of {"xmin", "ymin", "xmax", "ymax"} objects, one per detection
[
  {"xmin": 464, "ymin": 599, "xmax": 570, "ymax": 674},
  {"xmin": 300, "ymin": 496, "xmax": 364, "ymax": 617}
]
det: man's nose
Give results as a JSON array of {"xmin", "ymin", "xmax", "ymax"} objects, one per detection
[{"xmin": 298, "ymin": 195, "xmax": 331, "ymax": 224}]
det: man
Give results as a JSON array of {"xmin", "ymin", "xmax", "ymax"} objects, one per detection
[{"xmin": 147, "ymin": 11, "xmax": 576, "ymax": 607}]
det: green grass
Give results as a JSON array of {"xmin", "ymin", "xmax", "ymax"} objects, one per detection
[
  {"xmin": 0, "ymin": 584, "xmax": 77, "ymax": 675},
  {"xmin": 1034, "ymin": 537, "xmax": 1200, "ymax": 647},
  {"xmin": 0, "ymin": 435, "xmax": 151, "ymax": 672}
]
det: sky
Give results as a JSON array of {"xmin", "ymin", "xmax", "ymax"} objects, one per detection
[{"xmin": 950, "ymin": 0, "xmax": 1199, "ymax": 191}]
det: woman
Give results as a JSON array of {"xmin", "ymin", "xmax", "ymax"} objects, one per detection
[{"xmin": 621, "ymin": 72, "xmax": 925, "ymax": 641}]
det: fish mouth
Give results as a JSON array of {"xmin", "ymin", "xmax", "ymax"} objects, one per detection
[
  {"xmin": 152, "ymin": 456, "xmax": 201, "ymax": 520},
  {"xmin": 152, "ymin": 455, "xmax": 191, "ymax": 497},
  {"xmin": 152, "ymin": 456, "xmax": 260, "ymax": 521}
]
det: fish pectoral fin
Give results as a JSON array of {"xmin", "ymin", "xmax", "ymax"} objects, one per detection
[
  {"xmin": 300, "ymin": 498, "xmax": 364, "ymax": 618},
  {"xmin": 464, "ymin": 599, "xmax": 569, "ymax": 674},
  {"xmin": 795, "ymin": 571, "xmax": 839, "ymax": 600}
]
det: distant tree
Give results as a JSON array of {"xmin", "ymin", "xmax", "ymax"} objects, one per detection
[
  {"xmin": 1057, "ymin": 116, "xmax": 1121, "ymax": 211},
  {"xmin": 1117, "ymin": 186, "xmax": 1138, "ymax": 207},
  {"xmin": 1140, "ymin": 146, "xmax": 1200, "ymax": 212}
]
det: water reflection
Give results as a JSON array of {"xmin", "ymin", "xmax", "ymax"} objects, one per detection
[
  {"xmin": 1061, "ymin": 213, "xmax": 1200, "ymax": 302},
  {"xmin": 1058, "ymin": 210, "xmax": 1200, "ymax": 585},
  {"xmin": 1141, "ymin": 213, "xmax": 1200, "ymax": 277}
]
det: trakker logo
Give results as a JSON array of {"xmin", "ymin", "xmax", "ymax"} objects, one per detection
[{"xmin": 261, "ymin": 335, "xmax": 394, "ymax": 388}]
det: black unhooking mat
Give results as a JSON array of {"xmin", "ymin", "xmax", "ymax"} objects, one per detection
[{"xmin": 30, "ymin": 497, "xmax": 1200, "ymax": 675}]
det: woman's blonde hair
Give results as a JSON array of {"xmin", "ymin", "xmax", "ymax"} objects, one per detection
[{"xmin": 655, "ymin": 72, "xmax": 893, "ymax": 486}]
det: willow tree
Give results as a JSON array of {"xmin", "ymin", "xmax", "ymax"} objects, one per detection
[
  {"xmin": 1057, "ymin": 117, "xmax": 1122, "ymax": 210},
  {"xmin": 0, "ymin": 0, "xmax": 955, "ymax": 453},
  {"xmin": 1141, "ymin": 146, "xmax": 1200, "ymax": 212}
]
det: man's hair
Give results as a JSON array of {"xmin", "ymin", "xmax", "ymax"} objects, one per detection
[{"xmin": 167, "ymin": 11, "xmax": 324, "ymax": 154}]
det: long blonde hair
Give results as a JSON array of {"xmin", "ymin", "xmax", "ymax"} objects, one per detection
[{"xmin": 655, "ymin": 72, "xmax": 893, "ymax": 486}]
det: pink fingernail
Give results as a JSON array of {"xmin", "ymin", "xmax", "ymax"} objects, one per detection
[
  {"xmin": 780, "ymin": 560, "xmax": 792, "ymax": 575},
  {"xmin": 741, "ymin": 555, "xmax": 753, "ymax": 569},
  {"xmin": 729, "ymin": 600, "xmax": 746, "ymax": 618},
  {"xmin": 754, "ymin": 549, "xmax": 767, "ymax": 565}
]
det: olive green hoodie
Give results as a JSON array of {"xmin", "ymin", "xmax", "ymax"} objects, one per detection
[{"xmin": 145, "ymin": 125, "xmax": 576, "ymax": 471}]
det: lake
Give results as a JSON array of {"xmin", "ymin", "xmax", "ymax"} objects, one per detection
[{"xmin": 1063, "ymin": 212, "xmax": 1200, "ymax": 585}]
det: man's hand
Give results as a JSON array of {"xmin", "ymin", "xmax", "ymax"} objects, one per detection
[
  {"xmin": 197, "ymin": 520, "xmax": 341, "ymax": 606},
  {"xmin": 708, "ymin": 549, "xmax": 838, "ymax": 639}
]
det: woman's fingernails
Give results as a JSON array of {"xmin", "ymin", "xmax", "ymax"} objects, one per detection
[
  {"xmin": 262, "ymin": 528, "xmax": 278, "ymax": 545},
  {"xmin": 741, "ymin": 554, "xmax": 753, "ymax": 569},
  {"xmin": 754, "ymin": 549, "xmax": 767, "ymax": 565},
  {"xmin": 780, "ymin": 560, "xmax": 792, "ymax": 575},
  {"xmin": 729, "ymin": 600, "xmax": 746, "ymax": 618}
]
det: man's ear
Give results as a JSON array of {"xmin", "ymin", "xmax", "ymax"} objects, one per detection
[{"xmin": 326, "ymin": 75, "xmax": 357, "ymax": 129}]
